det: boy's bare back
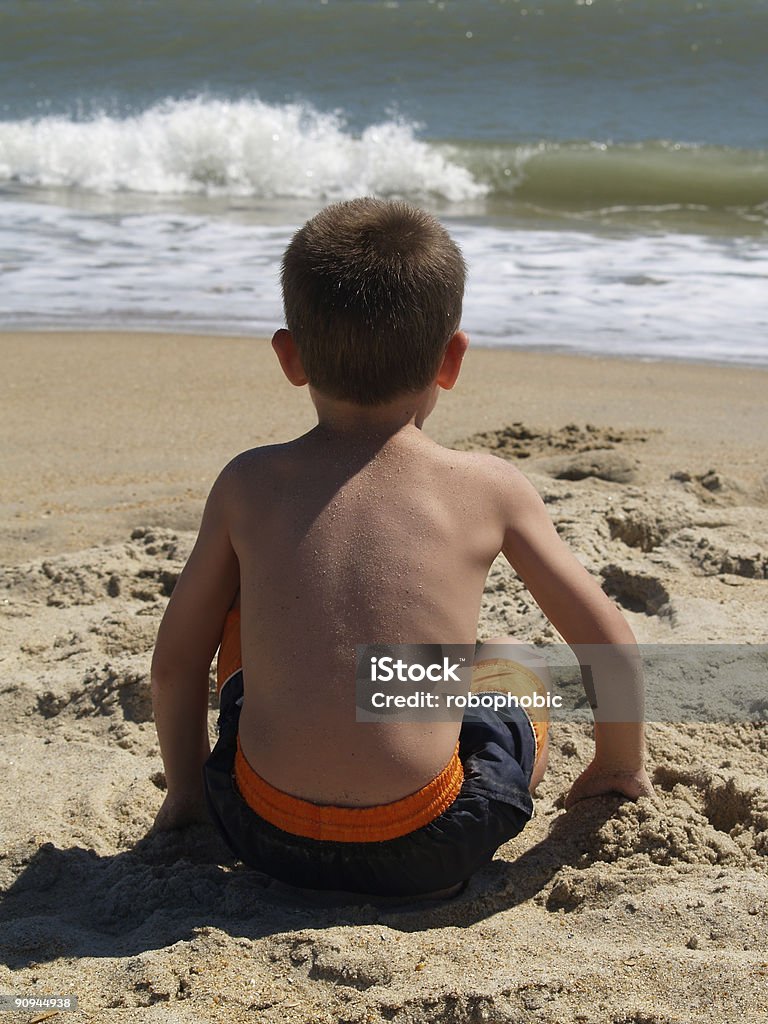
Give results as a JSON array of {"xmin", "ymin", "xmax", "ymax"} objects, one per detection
[{"xmin": 227, "ymin": 427, "xmax": 516, "ymax": 805}]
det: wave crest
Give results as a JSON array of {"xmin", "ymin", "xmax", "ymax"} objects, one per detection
[{"xmin": 0, "ymin": 97, "xmax": 486, "ymax": 202}]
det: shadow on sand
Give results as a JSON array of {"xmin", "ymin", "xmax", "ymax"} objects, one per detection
[{"xmin": 0, "ymin": 798, "xmax": 621, "ymax": 967}]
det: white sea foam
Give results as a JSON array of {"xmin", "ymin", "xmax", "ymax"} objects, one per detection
[
  {"xmin": 0, "ymin": 97, "xmax": 486, "ymax": 202},
  {"xmin": 457, "ymin": 226, "xmax": 768, "ymax": 363},
  {"xmin": 0, "ymin": 200, "xmax": 286, "ymax": 333},
  {"xmin": 2, "ymin": 198, "xmax": 766, "ymax": 365}
]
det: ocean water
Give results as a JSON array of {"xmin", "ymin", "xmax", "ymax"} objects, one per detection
[{"xmin": 1, "ymin": 0, "xmax": 766, "ymax": 363}]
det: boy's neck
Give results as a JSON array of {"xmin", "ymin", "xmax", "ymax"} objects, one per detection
[{"xmin": 310, "ymin": 387, "xmax": 437, "ymax": 442}]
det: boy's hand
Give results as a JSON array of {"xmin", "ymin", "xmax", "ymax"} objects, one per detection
[
  {"xmin": 150, "ymin": 791, "xmax": 210, "ymax": 834},
  {"xmin": 564, "ymin": 760, "xmax": 654, "ymax": 809}
]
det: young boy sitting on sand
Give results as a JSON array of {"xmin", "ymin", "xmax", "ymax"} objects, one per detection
[{"xmin": 151, "ymin": 197, "xmax": 653, "ymax": 898}]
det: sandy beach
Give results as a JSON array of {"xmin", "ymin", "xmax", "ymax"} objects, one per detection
[{"xmin": 1, "ymin": 331, "xmax": 767, "ymax": 1024}]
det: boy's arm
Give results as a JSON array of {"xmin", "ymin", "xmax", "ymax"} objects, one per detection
[
  {"xmin": 496, "ymin": 461, "xmax": 654, "ymax": 807},
  {"xmin": 150, "ymin": 466, "xmax": 240, "ymax": 830}
]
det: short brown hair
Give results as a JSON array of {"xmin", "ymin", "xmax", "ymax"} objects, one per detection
[{"xmin": 281, "ymin": 198, "xmax": 466, "ymax": 405}]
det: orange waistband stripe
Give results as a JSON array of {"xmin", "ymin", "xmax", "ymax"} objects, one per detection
[
  {"xmin": 234, "ymin": 741, "xmax": 464, "ymax": 843},
  {"xmin": 216, "ymin": 608, "xmax": 242, "ymax": 694}
]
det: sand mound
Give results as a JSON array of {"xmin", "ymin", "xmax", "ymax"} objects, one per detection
[{"xmin": 456, "ymin": 421, "xmax": 651, "ymax": 459}]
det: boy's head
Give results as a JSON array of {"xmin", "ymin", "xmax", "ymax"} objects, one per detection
[{"xmin": 280, "ymin": 197, "xmax": 466, "ymax": 406}]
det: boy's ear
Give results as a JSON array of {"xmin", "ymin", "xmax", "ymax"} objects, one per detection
[
  {"xmin": 436, "ymin": 331, "xmax": 469, "ymax": 391},
  {"xmin": 272, "ymin": 329, "xmax": 308, "ymax": 386}
]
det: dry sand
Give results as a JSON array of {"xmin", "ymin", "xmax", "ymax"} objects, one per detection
[{"xmin": 1, "ymin": 332, "xmax": 766, "ymax": 1024}]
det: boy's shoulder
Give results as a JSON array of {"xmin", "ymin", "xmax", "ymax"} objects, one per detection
[
  {"xmin": 437, "ymin": 446, "xmax": 551, "ymax": 528},
  {"xmin": 217, "ymin": 439, "xmax": 304, "ymax": 480},
  {"xmin": 204, "ymin": 441, "xmax": 298, "ymax": 511},
  {"xmin": 440, "ymin": 445, "xmax": 539, "ymax": 492}
]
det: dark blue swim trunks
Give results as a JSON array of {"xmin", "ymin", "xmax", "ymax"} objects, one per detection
[{"xmin": 203, "ymin": 672, "xmax": 536, "ymax": 898}]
